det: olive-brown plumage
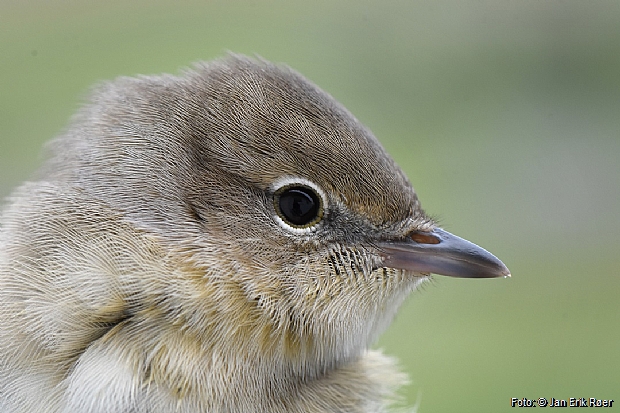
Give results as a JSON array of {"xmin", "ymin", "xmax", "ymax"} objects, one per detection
[{"xmin": 0, "ymin": 55, "xmax": 508, "ymax": 412}]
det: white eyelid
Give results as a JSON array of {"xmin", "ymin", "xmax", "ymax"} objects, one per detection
[{"xmin": 271, "ymin": 176, "xmax": 328, "ymax": 234}]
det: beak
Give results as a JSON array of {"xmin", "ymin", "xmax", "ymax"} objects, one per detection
[{"xmin": 378, "ymin": 228, "xmax": 510, "ymax": 279}]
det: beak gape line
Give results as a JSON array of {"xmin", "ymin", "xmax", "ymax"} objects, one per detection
[{"xmin": 380, "ymin": 228, "xmax": 510, "ymax": 279}]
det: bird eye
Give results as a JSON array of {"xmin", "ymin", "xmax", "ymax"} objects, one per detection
[{"xmin": 274, "ymin": 184, "xmax": 323, "ymax": 228}]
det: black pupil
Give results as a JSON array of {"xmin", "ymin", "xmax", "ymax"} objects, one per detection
[{"xmin": 278, "ymin": 187, "xmax": 319, "ymax": 226}]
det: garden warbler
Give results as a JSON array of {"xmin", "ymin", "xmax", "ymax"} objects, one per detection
[{"xmin": 0, "ymin": 55, "xmax": 509, "ymax": 413}]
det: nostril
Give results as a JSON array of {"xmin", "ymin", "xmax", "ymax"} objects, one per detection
[{"xmin": 409, "ymin": 231, "xmax": 441, "ymax": 245}]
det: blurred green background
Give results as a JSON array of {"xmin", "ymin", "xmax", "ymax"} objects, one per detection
[{"xmin": 1, "ymin": 1, "xmax": 618, "ymax": 411}]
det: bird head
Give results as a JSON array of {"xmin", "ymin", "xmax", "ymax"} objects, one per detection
[{"xmin": 43, "ymin": 55, "xmax": 509, "ymax": 375}]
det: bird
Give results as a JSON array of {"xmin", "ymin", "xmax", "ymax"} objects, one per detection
[{"xmin": 0, "ymin": 54, "xmax": 509, "ymax": 413}]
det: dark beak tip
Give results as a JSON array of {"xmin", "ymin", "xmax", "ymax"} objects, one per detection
[{"xmin": 379, "ymin": 227, "xmax": 511, "ymax": 280}]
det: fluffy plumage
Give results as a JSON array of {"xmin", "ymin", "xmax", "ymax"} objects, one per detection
[{"xmin": 0, "ymin": 55, "xmax": 507, "ymax": 412}]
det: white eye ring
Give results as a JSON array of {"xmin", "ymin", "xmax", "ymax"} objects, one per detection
[{"xmin": 271, "ymin": 177, "xmax": 328, "ymax": 234}]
